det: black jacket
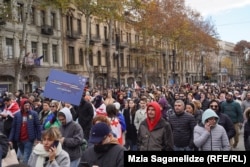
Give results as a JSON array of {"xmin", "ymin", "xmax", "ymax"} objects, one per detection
[
  {"xmin": 244, "ymin": 121, "xmax": 250, "ymax": 151},
  {"xmin": 77, "ymin": 99, "xmax": 94, "ymax": 140}
]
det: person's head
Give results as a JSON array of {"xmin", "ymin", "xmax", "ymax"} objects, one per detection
[
  {"xmin": 139, "ymin": 97, "xmax": 147, "ymax": 109},
  {"xmin": 179, "ymin": 93, "xmax": 186, "ymax": 101},
  {"xmin": 113, "ymin": 102, "xmax": 121, "ymax": 112},
  {"xmin": 146, "ymin": 101, "xmax": 161, "ymax": 121},
  {"xmin": 187, "ymin": 93, "xmax": 193, "ymax": 101},
  {"xmin": 185, "ymin": 103, "xmax": 196, "ymax": 115},
  {"xmin": 106, "ymin": 104, "xmax": 117, "ymax": 118},
  {"xmin": 89, "ymin": 122, "xmax": 112, "ymax": 145},
  {"xmin": 58, "ymin": 107, "xmax": 73, "ymax": 126},
  {"xmin": 50, "ymin": 101, "xmax": 59, "ymax": 112},
  {"xmin": 225, "ymin": 92, "xmax": 234, "ymax": 102},
  {"xmin": 42, "ymin": 101, "xmax": 50, "ymax": 111},
  {"xmin": 174, "ymin": 100, "xmax": 185, "ymax": 114},
  {"xmin": 192, "ymin": 100, "xmax": 202, "ymax": 110},
  {"xmin": 246, "ymin": 92, "xmax": 250, "ymax": 101},
  {"xmin": 202, "ymin": 109, "xmax": 219, "ymax": 127},
  {"xmin": 92, "ymin": 115, "xmax": 111, "ymax": 125},
  {"xmin": 174, "ymin": 93, "xmax": 179, "ymax": 100},
  {"xmin": 219, "ymin": 92, "xmax": 226, "ymax": 101},
  {"xmin": 22, "ymin": 100, "xmax": 32, "ymax": 112},
  {"xmin": 158, "ymin": 97, "xmax": 168, "ymax": 110},
  {"xmin": 208, "ymin": 100, "xmax": 220, "ymax": 113},
  {"xmin": 3, "ymin": 97, "xmax": 11, "ymax": 106},
  {"xmin": 93, "ymin": 95, "xmax": 103, "ymax": 109},
  {"xmin": 41, "ymin": 127, "xmax": 61, "ymax": 151}
]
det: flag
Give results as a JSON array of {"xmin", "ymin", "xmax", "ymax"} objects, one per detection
[
  {"xmin": 34, "ymin": 55, "xmax": 44, "ymax": 66},
  {"xmin": 24, "ymin": 52, "xmax": 35, "ymax": 65},
  {"xmin": 134, "ymin": 81, "xmax": 140, "ymax": 90}
]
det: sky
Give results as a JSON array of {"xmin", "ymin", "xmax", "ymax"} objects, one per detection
[{"xmin": 185, "ymin": 0, "xmax": 250, "ymax": 44}]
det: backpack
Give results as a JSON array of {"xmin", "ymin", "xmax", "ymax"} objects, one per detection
[{"xmin": 0, "ymin": 132, "xmax": 9, "ymax": 158}]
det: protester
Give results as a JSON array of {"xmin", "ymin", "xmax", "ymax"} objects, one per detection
[
  {"xmin": 137, "ymin": 102, "xmax": 174, "ymax": 151},
  {"xmin": 28, "ymin": 127, "xmax": 70, "ymax": 167},
  {"xmin": 8, "ymin": 100, "xmax": 41, "ymax": 164},
  {"xmin": 193, "ymin": 109, "xmax": 231, "ymax": 151},
  {"xmin": 80, "ymin": 122, "xmax": 125, "ymax": 167}
]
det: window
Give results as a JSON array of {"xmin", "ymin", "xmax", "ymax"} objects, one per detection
[
  {"xmin": 77, "ymin": 19, "xmax": 81, "ymax": 34},
  {"xmin": 113, "ymin": 53, "xmax": 116, "ymax": 67},
  {"xmin": 68, "ymin": 46, "xmax": 75, "ymax": 64},
  {"xmin": 41, "ymin": 10, "xmax": 45, "ymax": 26},
  {"xmin": 104, "ymin": 26, "xmax": 107, "ymax": 40},
  {"xmin": 42, "ymin": 43, "xmax": 48, "ymax": 62},
  {"xmin": 120, "ymin": 30, "xmax": 123, "ymax": 42},
  {"xmin": 31, "ymin": 42, "xmax": 37, "ymax": 54},
  {"xmin": 120, "ymin": 53, "xmax": 124, "ymax": 67},
  {"xmin": 6, "ymin": 38, "xmax": 13, "ymax": 59},
  {"xmin": 30, "ymin": 7, "xmax": 35, "ymax": 25},
  {"xmin": 128, "ymin": 33, "xmax": 131, "ymax": 44},
  {"xmin": 126, "ymin": 32, "xmax": 129, "ymax": 43},
  {"xmin": 52, "ymin": 45, "xmax": 58, "ymax": 63},
  {"xmin": 89, "ymin": 51, "xmax": 93, "ymax": 66},
  {"xmin": 96, "ymin": 24, "xmax": 100, "ymax": 38},
  {"xmin": 79, "ymin": 49, "xmax": 84, "ymax": 65},
  {"xmin": 105, "ymin": 51, "xmax": 108, "ymax": 66},
  {"xmin": 66, "ymin": 15, "xmax": 73, "ymax": 31},
  {"xmin": 97, "ymin": 51, "xmax": 101, "ymax": 65},
  {"xmin": 51, "ymin": 12, "xmax": 56, "ymax": 28},
  {"xmin": 17, "ymin": 3, "xmax": 23, "ymax": 22},
  {"xmin": 127, "ymin": 54, "xmax": 130, "ymax": 68}
]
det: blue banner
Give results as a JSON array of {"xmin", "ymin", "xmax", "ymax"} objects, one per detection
[{"xmin": 44, "ymin": 69, "xmax": 87, "ymax": 106}]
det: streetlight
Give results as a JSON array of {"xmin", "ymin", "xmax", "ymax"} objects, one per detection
[{"xmin": 115, "ymin": 34, "xmax": 121, "ymax": 88}]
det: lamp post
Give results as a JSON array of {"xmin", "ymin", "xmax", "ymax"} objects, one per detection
[{"xmin": 116, "ymin": 34, "xmax": 121, "ymax": 88}]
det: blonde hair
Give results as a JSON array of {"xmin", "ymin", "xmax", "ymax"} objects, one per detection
[
  {"xmin": 193, "ymin": 100, "xmax": 202, "ymax": 110},
  {"xmin": 42, "ymin": 127, "xmax": 62, "ymax": 141}
]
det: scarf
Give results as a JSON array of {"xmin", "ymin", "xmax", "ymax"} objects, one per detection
[{"xmin": 33, "ymin": 142, "xmax": 62, "ymax": 167}]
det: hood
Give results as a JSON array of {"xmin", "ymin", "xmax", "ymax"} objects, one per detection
[
  {"xmin": 245, "ymin": 108, "xmax": 250, "ymax": 120},
  {"xmin": 158, "ymin": 97, "xmax": 168, "ymax": 108},
  {"xmin": 201, "ymin": 109, "xmax": 219, "ymax": 124},
  {"xmin": 146, "ymin": 102, "xmax": 162, "ymax": 131},
  {"xmin": 59, "ymin": 107, "xmax": 72, "ymax": 124}
]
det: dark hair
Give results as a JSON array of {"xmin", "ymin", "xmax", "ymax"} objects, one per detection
[
  {"xmin": 3, "ymin": 97, "xmax": 11, "ymax": 102},
  {"xmin": 6, "ymin": 163, "xmax": 30, "ymax": 167},
  {"xmin": 208, "ymin": 99, "xmax": 221, "ymax": 111},
  {"xmin": 106, "ymin": 104, "xmax": 117, "ymax": 118}
]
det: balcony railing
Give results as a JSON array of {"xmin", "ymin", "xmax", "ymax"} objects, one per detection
[
  {"xmin": 66, "ymin": 31, "xmax": 81, "ymax": 39},
  {"xmin": 66, "ymin": 64, "xmax": 84, "ymax": 72},
  {"xmin": 94, "ymin": 66, "xmax": 107, "ymax": 73}
]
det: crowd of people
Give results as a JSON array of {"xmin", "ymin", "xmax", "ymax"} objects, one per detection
[{"xmin": 0, "ymin": 82, "xmax": 250, "ymax": 167}]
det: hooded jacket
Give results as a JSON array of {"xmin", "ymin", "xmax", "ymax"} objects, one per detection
[
  {"xmin": 59, "ymin": 107, "xmax": 84, "ymax": 161},
  {"xmin": 137, "ymin": 102, "xmax": 174, "ymax": 151},
  {"xmin": 194, "ymin": 109, "xmax": 230, "ymax": 151}
]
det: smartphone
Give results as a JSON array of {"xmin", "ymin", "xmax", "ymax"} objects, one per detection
[{"xmin": 51, "ymin": 140, "xmax": 59, "ymax": 148}]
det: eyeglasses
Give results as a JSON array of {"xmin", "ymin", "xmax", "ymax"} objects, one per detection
[{"xmin": 210, "ymin": 105, "xmax": 218, "ymax": 108}]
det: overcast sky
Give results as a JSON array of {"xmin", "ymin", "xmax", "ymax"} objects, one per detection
[{"xmin": 185, "ymin": 0, "xmax": 250, "ymax": 44}]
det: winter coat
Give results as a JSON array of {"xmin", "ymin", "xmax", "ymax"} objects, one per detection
[
  {"xmin": 193, "ymin": 109, "xmax": 230, "ymax": 151},
  {"xmin": 59, "ymin": 108, "xmax": 84, "ymax": 161}
]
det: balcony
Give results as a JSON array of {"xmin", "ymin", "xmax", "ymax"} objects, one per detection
[
  {"xmin": 66, "ymin": 64, "xmax": 84, "ymax": 72},
  {"xmin": 66, "ymin": 30, "xmax": 81, "ymax": 39},
  {"xmin": 102, "ymin": 39, "xmax": 115, "ymax": 47},
  {"xmin": 90, "ymin": 34, "xmax": 101, "ymax": 45},
  {"xmin": 119, "ymin": 41, "xmax": 129, "ymax": 49},
  {"xmin": 41, "ymin": 25, "xmax": 54, "ymax": 35},
  {"xmin": 94, "ymin": 66, "xmax": 107, "ymax": 74},
  {"xmin": 0, "ymin": 18, "xmax": 6, "ymax": 25}
]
